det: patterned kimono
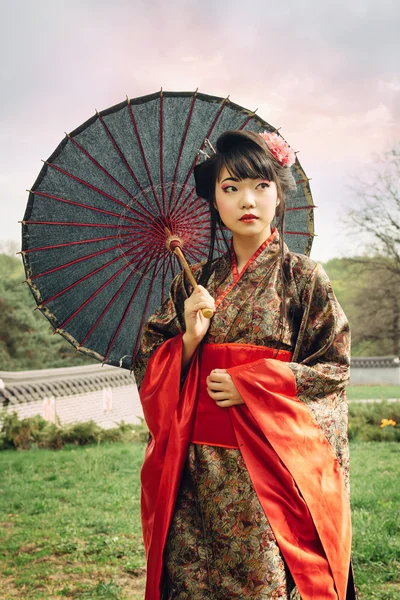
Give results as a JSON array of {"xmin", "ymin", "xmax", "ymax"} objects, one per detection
[{"xmin": 133, "ymin": 228, "xmax": 356, "ymax": 600}]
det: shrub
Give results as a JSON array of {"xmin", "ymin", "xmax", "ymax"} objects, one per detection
[
  {"xmin": 348, "ymin": 401, "xmax": 400, "ymax": 442},
  {"xmin": 0, "ymin": 411, "xmax": 149, "ymax": 451}
]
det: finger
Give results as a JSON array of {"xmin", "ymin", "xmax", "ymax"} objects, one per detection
[
  {"xmin": 196, "ymin": 285, "xmax": 214, "ymax": 298},
  {"xmin": 211, "ymin": 369, "xmax": 227, "ymax": 374},
  {"xmin": 215, "ymin": 399, "xmax": 236, "ymax": 408},
  {"xmin": 188, "ymin": 301, "xmax": 215, "ymax": 312},
  {"xmin": 191, "ymin": 288, "xmax": 214, "ymax": 303},
  {"xmin": 208, "ymin": 373, "xmax": 230, "ymax": 384},
  {"xmin": 207, "ymin": 389, "xmax": 230, "ymax": 400},
  {"xmin": 206, "ymin": 380, "xmax": 225, "ymax": 391}
]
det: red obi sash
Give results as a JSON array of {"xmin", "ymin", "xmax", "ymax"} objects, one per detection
[{"xmin": 192, "ymin": 343, "xmax": 292, "ymax": 448}]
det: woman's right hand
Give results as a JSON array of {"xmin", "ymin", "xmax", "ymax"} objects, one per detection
[{"xmin": 183, "ymin": 285, "xmax": 215, "ymax": 343}]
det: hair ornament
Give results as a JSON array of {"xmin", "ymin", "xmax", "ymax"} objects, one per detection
[
  {"xmin": 197, "ymin": 138, "xmax": 216, "ymax": 161},
  {"xmin": 259, "ymin": 131, "xmax": 296, "ymax": 168}
]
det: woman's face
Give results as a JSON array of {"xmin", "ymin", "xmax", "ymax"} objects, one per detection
[{"xmin": 214, "ymin": 166, "xmax": 279, "ymax": 239}]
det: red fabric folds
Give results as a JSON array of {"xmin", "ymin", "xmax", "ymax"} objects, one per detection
[
  {"xmin": 139, "ymin": 340, "xmax": 351, "ymax": 600},
  {"xmin": 191, "ymin": 343, "xmax": 291, "ymax": 448}
]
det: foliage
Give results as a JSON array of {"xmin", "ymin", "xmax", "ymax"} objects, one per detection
[
  {"xmin": 341, "ymin": 147, "xmax": 400, "ymax": 355},
  {"xmin": 323, "ymin": 257, "xmax": 400, "ymax": 356},
  {"xmin": 0, "ymin": 410, "xmax": 148, "ymax": 450},
  {"xmin": 2, "ymin": 402, "xmax": 400, "ymax": 453},
  {"xmin": 348, "ymin": 401, "xmax": 400, "ymax": 442},
  {"xmin": 0, "ymin": 252, "xmax": 97, "ymax": 370}
]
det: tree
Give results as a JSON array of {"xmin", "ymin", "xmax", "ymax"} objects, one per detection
[
  {"xmin": 346, "ymin": 147, "xmax": 400, "ymax": 272},
  {"xmin": 0, "ymin": 253, "xmax": 97, "ymax": 371},
  {"xmin": 344, "ymin": 147, "xmax": 400, "ymax": 356}
]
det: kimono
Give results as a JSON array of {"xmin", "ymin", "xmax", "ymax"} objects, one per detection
[{"xmin": 132, "ymin": 228, "xmax": 357, "ymax": 600}]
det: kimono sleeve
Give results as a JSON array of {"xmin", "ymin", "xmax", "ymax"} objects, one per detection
[
  {"xmin": 288, "ymin": 262, "xmax": 351, "ymax": 403},
  {"xmin": 285, "ymin": 262, "xmax": 351, "ymax": 486},
  {"xmin": 132, "ymin": 272, "xmax": 187, "ymax": 390}
]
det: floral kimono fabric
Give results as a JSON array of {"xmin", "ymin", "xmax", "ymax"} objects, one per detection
[{"xmin": 133, "ymin": 228, "xmax": 357, "ymax": 600}]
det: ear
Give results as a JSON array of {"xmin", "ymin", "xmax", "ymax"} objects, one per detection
[
  {"xmin": 213, "ymin": 200, "xmax": 219, "ymax": 211},
  {"xmin": 276, "ymin": 197, "xmax": 281, "ymax": 207}
]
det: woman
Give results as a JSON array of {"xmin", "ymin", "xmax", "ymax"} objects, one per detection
[{"xmin": 133, "ymin": 130, "xmax": 356, "ymax": 599}]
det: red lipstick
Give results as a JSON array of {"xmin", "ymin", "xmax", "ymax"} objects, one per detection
[{"xmin": 239, "ymin": 214, "xmax": 258, "ymax": 222}]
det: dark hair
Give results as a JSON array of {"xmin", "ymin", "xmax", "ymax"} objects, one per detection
[{"xmin": 194, "ymin": 130, "xmax": 296, "ymax": 340}]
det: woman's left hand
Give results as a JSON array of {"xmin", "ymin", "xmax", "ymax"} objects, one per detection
[{"xmin": 206, "ymin": 369, "xmax": 244, "ymax": 407}]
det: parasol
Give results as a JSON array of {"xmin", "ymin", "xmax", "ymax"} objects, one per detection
[{"xmin": 21, "ymin": 90, "xmax": 315, "ymax": 370}]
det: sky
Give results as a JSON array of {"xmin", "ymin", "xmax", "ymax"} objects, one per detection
[{"xmin": 0, "ymin": 0, "xmax": 399, "ymax": 262}]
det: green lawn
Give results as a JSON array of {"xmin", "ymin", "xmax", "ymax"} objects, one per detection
[
  {"xmin": 347, "ymin": 384, "xmax": 400, "ymax": 401},
  {"xmin": 0, "ymin": 442, "xmax": 399, "ymax": 599}
]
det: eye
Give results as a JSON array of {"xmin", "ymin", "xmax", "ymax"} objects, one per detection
[
  {"xmin": 257, "ymin": 181, "xmax": 271, "ymax": 189},
  {"xmin": 221, "ymin": 185, "xmax": 237, "ymax": 193}
]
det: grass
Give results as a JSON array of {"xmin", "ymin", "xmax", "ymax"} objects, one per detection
[
  {"xmin": 350, "ymin": 442, "xmax": 400, "ymax": 599},
  {"xmin": 0, "ymin": 443, "xmax": 146, "ymax": 599},
  {"xmin": 347, "ymin": 384, "xmax": 400, "ymax": 401},
  {"xmin": 0, "ymin": 442, "xmax": 399, "ymax": 599}
]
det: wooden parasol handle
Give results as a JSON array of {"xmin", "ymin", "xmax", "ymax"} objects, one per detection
[{"xmin": 173, "ymin": 246, "xmax": 214, "ymax": 320}]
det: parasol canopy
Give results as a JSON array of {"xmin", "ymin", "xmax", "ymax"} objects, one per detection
[{"xmin": 21, "ymin": 90, "xmax": 315, "ymax": 369}]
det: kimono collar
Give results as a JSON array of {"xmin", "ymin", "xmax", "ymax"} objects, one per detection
[{"xmin": 230, "ymin": 227, "xmax": 282, "ymax": 282}]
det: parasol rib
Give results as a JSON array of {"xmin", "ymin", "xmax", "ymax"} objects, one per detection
[
  {"xmin": 127, "ymin": 101, "xmax": 161, "ymax": 210},
  {"xmin": 130, "ymin": 257, "xmax": 166, "ymax": 361},
  {"xmin": 38, "ymin": 236, "xmax": 165, "ymax": 307},
  {"xmin": 30, "ymin": 191, "xmax": 149, "ymax": 225},
  {"xmin": 104, "ymin": 253, "xmax": 164, "ymax": 364},
  {"xmin": 286, "ymin": 205, "xmax": 316, "ymax": 212},
  {"xmin": 285, "ymin": 231, "xmax": 315, "ymax": 237},
  {"xmin": 174, "ymin": 188, "xmax": 197, "ymax": 225},
  {"xmin": 56, "ymin": 258, "xmax": 136, "ymax": 330},
  {"xmin": 78, "ymin": 250, "xmax": 157, "ymax": 348},
  {"xmin": 170, "ymin": 90, "xmax": 198, "ymax": 210},
  {"xmin": 68, "ymin": 135, "xmax": 145, "ymax": 202},
  {"xmin": 30, "ymin": 235, "xmax": 155, "ymax": 280},
  {"xmin": 159, "ymin": 90, "xmax": 167, "ymax": 212},
  {"xmin": 43, "ymin": 163, "xmax": 167, "ymax": 237},
  {"xmin": 177, "ymin": 96, "xmax": 230, "ymax": 205},
  {"xmin": 24, "ymin": 221, "xmax": 138, "ymax": 229},
  {"xmin": 38, "ymin": 255, "xmax": 125, "ymax": 305},
  {"xmin": 97, "ymin": 112, "xmax": 161, "ymax": 213},
  {"xmin": 21, "ymin": 232, "xmax": 134, "ymax": 254}
]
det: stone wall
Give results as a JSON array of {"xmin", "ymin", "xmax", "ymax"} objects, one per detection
[
  {"xmin": 350, "ymin": 356, "xmax": 400, "ymax": 386},
  {"xmin": 0, "ymin": 364, "xmax": 143, "ymax": 428},
  {"xmin": 1, "ymin": 355, "xmax": 398, "ymax": 427}
]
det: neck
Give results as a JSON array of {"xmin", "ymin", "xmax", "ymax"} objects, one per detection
[{"xmin": 232, "ymin": 226, "xmax": 272, "ymax": 272}]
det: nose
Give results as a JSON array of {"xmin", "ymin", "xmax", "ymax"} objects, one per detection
[{"xmin": 240, "ymin": 189, "xmax": 256, "ymax": 209}]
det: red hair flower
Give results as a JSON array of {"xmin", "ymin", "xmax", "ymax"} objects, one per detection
[{"xmin": 259, "ymin": 131, "xmax": 296, "ymax": 167}]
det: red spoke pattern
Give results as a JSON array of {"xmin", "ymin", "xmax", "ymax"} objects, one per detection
[
  {"xmin": 22, "ymin": 232, "xmax": 134, "ymax": 254},
  {"xmin": 159, "ymin": 90, "xmax": 167, "ymax": 212},
  {"xmin": 78, "ymin": 246, "xmax": 160, "ymax": 348},
  {"xmin": 284, "ymin": 231, "xmax": 315, "ymax": 237},
  {"xmin": 286, "ymin": 205, "xmax": 316, "ymax": 211},
  {"xmin": 170, "ymin": 90, "xmax": 198, "ymax": 209},
  {"xmin": 104, "ymin": 249, "xmax": 165, "ymax": 364},
  {"xmin": 176, "ymin": 95, "xmax": 230, "ymax": 205},
  {"xmin": 68, "ymin": 135, "xmax": 136, "ymax": 201},
  {"xmin": 30, "ymin": 191, "xmax": 139, "ymax": 224},
  {"xmin": 127, "ymin": 100, "xmax": 161, "ymax": 211}
]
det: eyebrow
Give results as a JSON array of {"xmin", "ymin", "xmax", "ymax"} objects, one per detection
[{"xmin": 221, "ymin": 177, "xmax": 240, "ymax": 183}]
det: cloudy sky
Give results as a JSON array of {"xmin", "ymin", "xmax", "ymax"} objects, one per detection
[{"xmin": 1, "ymin": 0, "xmax": 399, "ymax": 261}]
